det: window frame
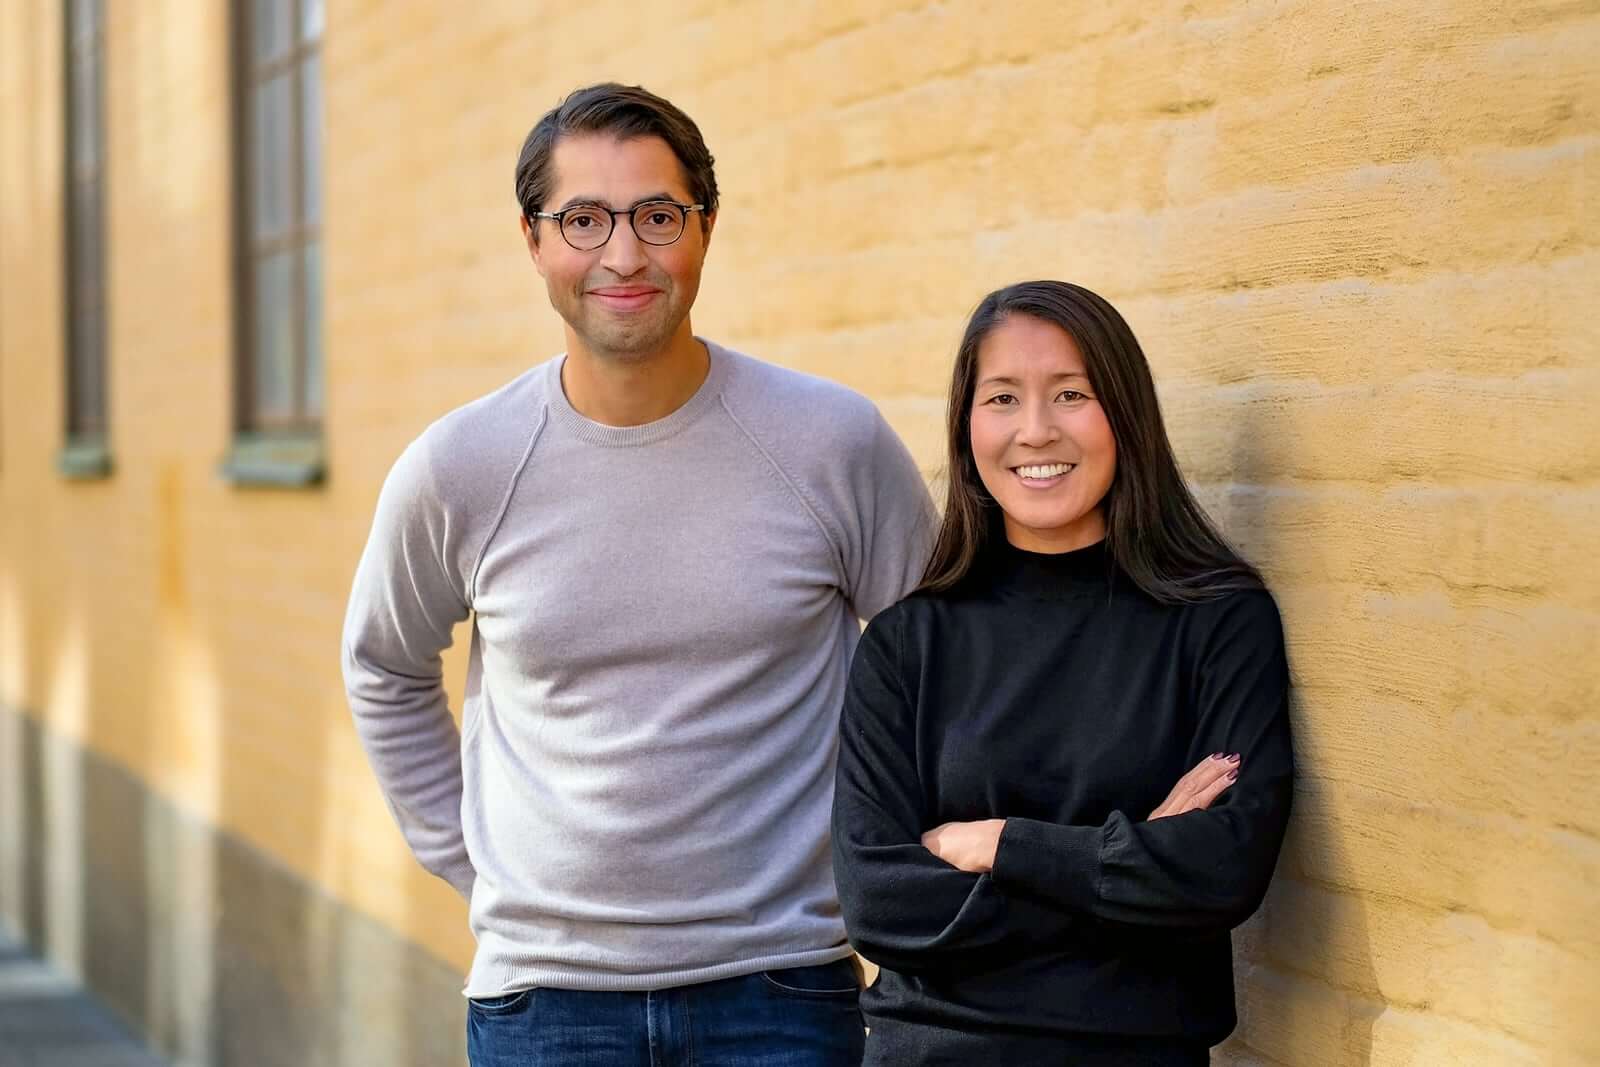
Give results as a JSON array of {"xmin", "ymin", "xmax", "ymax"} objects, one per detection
[
  {"xmin": 224, "ymin": 0, "xmax": 326, "ymax": 487},
  {"xmin": 60, "ymin": 0, "xmax": 111, "ymax": 480}
]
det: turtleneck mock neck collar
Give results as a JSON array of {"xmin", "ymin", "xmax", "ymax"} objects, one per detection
[{"xmin": 985, "ymin": 535, "xmax": 1119, "ymax": 598}]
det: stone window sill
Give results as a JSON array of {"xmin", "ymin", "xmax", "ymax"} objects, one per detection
[
  {"xmin": 220, "ymin": 433, "xmax": 326, "ymax": 488},
  {"xmin": 58, "ymin": 437, "xmax": 113, "ymax": 480}
]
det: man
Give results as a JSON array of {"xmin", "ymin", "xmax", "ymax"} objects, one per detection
[{"xmin": 342, "ymin": 83, "xmax": 935, "ymax": 1065}]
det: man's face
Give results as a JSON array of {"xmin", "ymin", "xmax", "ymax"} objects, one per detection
[{"xmin": 522, "ymin": 134, "xmax": 714, "ymax": 362}]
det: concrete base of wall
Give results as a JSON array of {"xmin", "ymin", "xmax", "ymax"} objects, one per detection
[{"xmin": 0, "ymin": 703, "xmax": 467, "ymax": 1067}]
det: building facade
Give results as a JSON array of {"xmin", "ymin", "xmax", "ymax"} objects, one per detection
[{"xmin": 1, "ymin": 2, "xmax": 1596, "ymax": 1064}]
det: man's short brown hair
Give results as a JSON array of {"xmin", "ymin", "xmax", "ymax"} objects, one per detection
[{"xmin": 514, "ymin": 83, "xmax": 719, "ymax": 233}]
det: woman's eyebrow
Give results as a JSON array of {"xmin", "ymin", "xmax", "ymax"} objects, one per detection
[{"xmin": 977, "ymin": 372, "xmax": 1088, "ymax": 387}]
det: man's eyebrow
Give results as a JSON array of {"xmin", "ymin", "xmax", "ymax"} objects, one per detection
[{"xmin": 554, "ymin": 192, "xmax": 683, "ymax": 212}]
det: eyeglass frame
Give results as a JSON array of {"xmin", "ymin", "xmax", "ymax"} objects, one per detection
[{"xmin": 526, "ymin": 199, "xmax": 708, "ymax": 251}]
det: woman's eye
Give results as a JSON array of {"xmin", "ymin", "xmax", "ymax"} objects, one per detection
[
  {"xmin": 986, "ymin": 393, "xmax": 1016, "ymax": 406},
  {"xmin": 1057, "ymin": 390, "xmax": 1086, "ymax": 402}
]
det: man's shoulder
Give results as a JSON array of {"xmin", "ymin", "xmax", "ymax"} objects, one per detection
[
  {"xmin": 419, "ymin": 360, "xmax": 552, "ymax": 452},
  {"xmin": 714, "ymin": 343, "xmax": 883, "ymax": 446},
  {"xmin": 391, "ymin": 360, "xmax": 555, "ymax": 508}
]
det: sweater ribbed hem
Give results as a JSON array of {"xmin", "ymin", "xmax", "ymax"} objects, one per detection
[{"xmin": 463, "ymin": 944, "xmax": 855, "ymax": 997}]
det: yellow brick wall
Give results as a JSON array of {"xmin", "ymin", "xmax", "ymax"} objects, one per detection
[{"xmin": 1, "ymin": 1, "xmax": 1595, "ymax": 1062}]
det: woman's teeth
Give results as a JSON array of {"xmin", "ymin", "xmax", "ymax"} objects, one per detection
[{"xmin": 1015, "ymin": 463, "xmax": 1073, "ymax": 479}]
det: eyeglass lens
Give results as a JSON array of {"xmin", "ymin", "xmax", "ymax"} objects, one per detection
[{"xmin": 562, "ymin": 202, "xmax": 687, "ymax": 250}]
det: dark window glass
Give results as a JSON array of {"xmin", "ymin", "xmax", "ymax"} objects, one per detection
[
  {"xmin": 65, "ymin": 0, "xmax": 107, "ymax": 442},
  {"xmin": 239, "ymin": 0, "xmax": 323, "ymax": 434}
]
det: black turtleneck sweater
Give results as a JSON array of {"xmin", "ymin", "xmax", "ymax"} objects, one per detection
[{"xmin": 832, "ymin": 538, "xmax": 1294, "ymax": 1063}]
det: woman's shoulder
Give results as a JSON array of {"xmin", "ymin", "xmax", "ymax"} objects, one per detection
[
  {"xmin": 873, "ymin": 578, "xmax": 1000, "ymax": 624},
  {"xmin": 860, "ymin": 594, "xmax": 927, "ymax": 648},
  {"xmin": 861, "ymin": 581, "xmax": 1028, "ymax": 663},
  {"xmin": 1178, "ymin": 584, "xmax": 1286, "ymax": 654}
]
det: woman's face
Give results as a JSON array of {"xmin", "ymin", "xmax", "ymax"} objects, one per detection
[{"xmin": 968, "ymin": 314, "xmax": 1117, "ymax": 553}]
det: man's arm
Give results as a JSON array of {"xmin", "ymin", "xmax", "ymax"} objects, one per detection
[
  {"xmin": 841, "ymin": 409, "xmax": 938, "ymax": 620},
  {"xmin": 341, "ymin": 437, "xmax": 476, "ymax": 898}
]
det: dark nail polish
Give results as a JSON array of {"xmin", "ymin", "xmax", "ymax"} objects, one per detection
[
  {"xmin": 1226, "ymin": 753, "xmax": 1241, "ymax": 763},
  {"xmin": 1210, "ymin": 752, "xmax": 1225, "ymax": 760},
  {"xmin": 1226, "ymin": 769, "xmax": 1239, "ymax": 780}
]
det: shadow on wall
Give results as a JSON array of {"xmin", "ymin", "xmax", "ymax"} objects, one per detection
[
  {"xmin": 0, "ymin": 700, "xmax": 469, "ymax": 1067},
  {"xmin": 0, "ymin": 473, "xmax": 469, "ymax": 1067},
  {"xmin": 1204, "ymin": 402, "xmax": 1381, "ymax": 1067}
]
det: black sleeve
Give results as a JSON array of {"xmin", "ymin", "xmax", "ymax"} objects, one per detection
[
  {"xmin": 989, "ymin": 590, "xmax": 1295, "ymax": 932},
  {"xmin": 832, "ymin": 607, "xmax": 1081, "ymax": 976}
]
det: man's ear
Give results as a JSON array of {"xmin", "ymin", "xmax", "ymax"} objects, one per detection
[
  {"xmin": 700, "ymin": 210, "xmax": 716, "ymax": 253},
  {"xmin": 520, "ymin": 214, "xmax": 546, "ymax": 277}
]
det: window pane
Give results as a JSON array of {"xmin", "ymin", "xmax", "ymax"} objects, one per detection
[
  {"xmin": 253, "ymin": 251, "xmax": 296, "ymax": 421},
  {"xmin": 71, "ymin": 179, "xmax": 102, "ymax": 305},
  {"xmin": 77, "ymin": 300, "xmax": 105, "ymax": 433},
  {"xmin": 252, "ymin": 73, "xmax": 293, "ymax": 237},
  {"xmin": 71, "ymin": 270, "xmax": 104, "ymax": 434},
  {"xmin": 301, "ymin": 54, "xmax": 322, "ymax": 226},
  {"xmin": 252, "ymin": 0, "xmax": 291, "ymax": 62},
  {"xmin": 72, "ymin": 0, "xmax": 102, "ymax": 44},
  {"xmin": 72, "ymin": 49, "xmax": 100, "ymax": 173},
  {"xmin": 302, "ymin": 240, "xmax": 323, "ymax": 417},
  {"xmin": 301, "ymin": 0, "xmax": 324, "ymax": 41},
  {"xmin": 70, "ymin": 178, "xmax": 106, "ymax": 433},
  {"xmin": 66, "ymin": 0, "xmax": 106, "ymax": 439}
]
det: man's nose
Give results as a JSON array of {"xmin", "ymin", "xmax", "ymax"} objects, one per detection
[{"xmin": 600, "ymin": 216, "xmax": 649, "ymax": 276}]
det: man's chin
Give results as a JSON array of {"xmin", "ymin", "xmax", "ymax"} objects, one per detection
[{"xmin": 577, "ymin": 321, "xmax": 680, "ymax": 362}]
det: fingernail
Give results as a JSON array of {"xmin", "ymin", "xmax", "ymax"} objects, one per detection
[
  {"xmin": 1226, "ymin": 753, "xmax": 1241, "ymax": 763},
  {"xmin": 1226, "ymin": 769, "xmax": 1239, "ymax": 780}
]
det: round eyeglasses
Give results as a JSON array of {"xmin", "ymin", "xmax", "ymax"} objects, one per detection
[{"xmin": 528, "ymin": 200, "xmax": 706, "ymax": 252}]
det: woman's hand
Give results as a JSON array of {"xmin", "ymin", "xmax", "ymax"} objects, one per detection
[
  {"xmin": 1149, "ymin": 752, "xmax": 1240, "ymax": 820},
  {"xmin": 919, "ymin": 754, "xmax": 1238, "ymax": 871},
  {"xmin": 921, "ymin": 818, "xmax": 1006, "ymax": 873}
]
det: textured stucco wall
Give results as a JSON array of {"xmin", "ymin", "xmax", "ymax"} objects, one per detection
[{"xmin": 1, "ymin": 2, "xmax": 1595, "ymax": 1063}]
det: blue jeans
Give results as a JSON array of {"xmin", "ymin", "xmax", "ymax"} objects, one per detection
[{"xmin": 467, "ymin": 960, "xmax": 865, "ymax": 1066}]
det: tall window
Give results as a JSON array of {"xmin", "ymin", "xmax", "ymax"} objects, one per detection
[
  {"xmin": 236, "ymin": 0, "xmax": 323, "ymax": 441},
  {"xmin": 63, "ymin": 0, "xmax": 109, "ymax": 476}
]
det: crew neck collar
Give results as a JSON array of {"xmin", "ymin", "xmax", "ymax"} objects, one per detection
[{"xmin": 545, "ymin": 338, "xmax": 726, "ymax": 447}]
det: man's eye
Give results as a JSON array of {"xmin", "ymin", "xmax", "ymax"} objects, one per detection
[{"xmin": 567, "ymin": 211, "xmax": 604, "ymax": 228}]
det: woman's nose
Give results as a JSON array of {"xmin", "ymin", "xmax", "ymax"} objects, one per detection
[{"xmin": 1017, "ymin": 402, "xmax": 1059, "ymax": 445}]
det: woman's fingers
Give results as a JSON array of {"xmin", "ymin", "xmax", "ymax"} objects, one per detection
[
  {"xmin": 1168, "ymin": 753, "xmax": 1233, "ymax": 807},
  {"xmin": 1149, "ymin": 753, "xmax": 1240, "ymax": 819},
  {"xmin": 1183, "ymin": 753, "xmax": 1236, "ymax": 795},
  {"xmin": 1188, "ymin": 761, "xmax": 1240, "ymax": 811}
]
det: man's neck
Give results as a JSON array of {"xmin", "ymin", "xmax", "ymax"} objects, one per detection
[{"xmin": 561, "ymin": 327, "xmax": 710, "ymax": 427}]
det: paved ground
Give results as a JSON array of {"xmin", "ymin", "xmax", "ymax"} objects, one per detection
[{"xmin": 0, "ymin": 932, "xmax": 168, "ymax": 1067}]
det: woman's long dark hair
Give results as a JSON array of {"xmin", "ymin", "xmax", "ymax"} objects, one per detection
[{"xmin": 918, "ymin": 281, "xmax": 1263, "ymax": 604}]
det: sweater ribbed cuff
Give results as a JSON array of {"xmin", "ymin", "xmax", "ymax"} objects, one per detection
[
  {"xmin": 990, "ymin": 816, "xmax": 1103, "ymax": 914},
  {"xmin": 439, "ymin": 859, "xmax": 477, "ymax": 902}
]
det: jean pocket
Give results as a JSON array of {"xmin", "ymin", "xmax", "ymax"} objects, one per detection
[
  {"xmin": 467, "ymin": 988, "xmax": 533, "ymax": 1016},
  {"xmin": 758, "ymin": 961, "xmax": 861, "ymax": 999}
]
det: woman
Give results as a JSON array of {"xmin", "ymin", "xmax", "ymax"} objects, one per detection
[{"xmin": 832, "ymin": 281, "xmax": 1294, "ymax": 1065}]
